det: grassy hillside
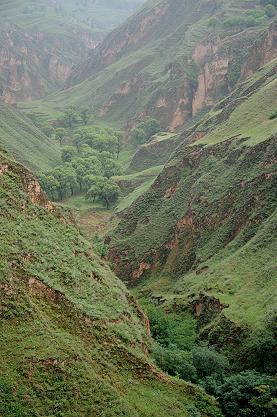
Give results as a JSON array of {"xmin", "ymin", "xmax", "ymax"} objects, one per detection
[
  {"xmin": 0, "ymin": 149, "xmax": 222, "ymax": 417},
  {"xmin": 30, "ymin": 0, "xmax": 277, "ymax": 130},
  {"xmin": 0, "ymin": 101, "xmax": 60, "ymax": 171},
  {"xmin": 109, "ymin": 60, "xmax": 277, "ymax": 340}
]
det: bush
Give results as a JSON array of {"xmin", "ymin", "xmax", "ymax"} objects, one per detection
[
  {"xmin": 192, "ymin": 346, "xmax": 229, "ymax": 379},
  {"xmin": 144, "ymin": 304, "xmax": 196, "ymax": 351},
  {"xmin": 269, "ymin": 110, "xmax": 277, "ymax": 120},
  {"xmin": 216, "ymin": 371, "xmax": 277, "ymax": 417},
  {"xmin": 153, "ymin": 345, "xmax": 197, "ymax": 382},
  {"xmin": 130, "ymin": 118, "xmax": 161, "ymax": 145}
]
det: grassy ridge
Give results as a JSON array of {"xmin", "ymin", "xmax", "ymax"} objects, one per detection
[
  {"xmin": 0, "ymin": 102, "xmax": 60, "ymax": 171},
  {"xmin": 0, "ymin": 150, "xmax": 222, "ymax": 417}
]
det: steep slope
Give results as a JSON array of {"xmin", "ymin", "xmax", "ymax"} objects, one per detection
[
  {"xmin": 42, "ymin": 0, "xmax": 277, "ymax": 130},
  {"xmin": 0, "ymin": 149, "xmax": 222, "ymax": 417},
  {"xmin": 0, "ymin": 0, "xmax": 144, "ymax": 102},
  {"xmin": 109, "ymin": 60, "xmax": 277, "ymax": 341},
  {"xmin": 0, "ymin": 101, "xmax": 60, "ymax": 170}
]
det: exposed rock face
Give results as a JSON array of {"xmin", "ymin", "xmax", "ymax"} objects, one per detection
[
  {"xmin": 0, "ymin": 24, "xmax": 98, "ymax": 102},
  {"xmin": 64, "ymin": 0, "xmax": 277, "ymax": 131}
]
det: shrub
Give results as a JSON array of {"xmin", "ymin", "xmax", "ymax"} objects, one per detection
[
  {"xmin": 192, "ymin": 346, "xmax": 229, "ymax": 379},
  {"xmin": 152, "ymin": 345, "xmax": 197, "ymax": 382},
  {"xmin": 216, "ymin": 371, "xmax": 277, "ymax": 417}
]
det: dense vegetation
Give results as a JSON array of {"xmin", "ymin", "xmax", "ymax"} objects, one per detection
[{"xmin": 142, "ymin": 303, "xmax": 276, "ymax": 417}]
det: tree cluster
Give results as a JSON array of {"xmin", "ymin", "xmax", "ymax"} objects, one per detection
[
  {"xmin": 144, "ymin": 303, "xmax": 277, "ymax": 417},
  {"xmin": 38, "ymin": 126, "xmax": 123, "ymax": 207},
  {"xmin": 130, "ymin": 117, "xmax": 161, "ymax": 145}
]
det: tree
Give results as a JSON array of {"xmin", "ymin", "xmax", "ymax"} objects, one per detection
[
  {"xmin": 55, "ymin": 128, "xmax": 67, "ymax": 145},
  {"xmin": 130, "ymin": 127, "xmax": 145, "ymax": 144},
  {"xmin": 99, "ymin": 179, "xmax": 120, "ymax": 208},
  {"xmin": 215, "ymin": 371, "xmax": 276, "ymax": 417},
  {"xmin": 142, "ymin": 117, "xmax": 161, "ymax": 141},
  {"xmin": 61, "ymin": 146, "xmax": 76, "ymax": 163},
  {"xmin": 264, "ymin": 4, "xmax": 276, "ymax": 16},
  {"xmin": 63, "ymin": 106, "xmax": 78, "ymax": 128},
  {"xmin": 86, "ymin": 185, "xmax": 100, "ymax": 203},
  {"xmin": 145, "ymin": 304, "xmax": 196, "ymax": 351},
  {"xmin": 37, "ymin": 172, "xmax": 59, "ymax": 201},
  {"xmin": 41, "ymin": 124, "xmax": 55, "ymax": 138},
  {"xmin": 192, "ymin": 346, "xmax": 229, "ymax": 379},
  {"xmin": 103, "ymin": 159, "xmax": 122, "ymax": 178},
  {"xmin": 130, "ymin": 118, "xmax": 161, "ymax": 145},
  {"xmin": 153, "ymin": 345, "xmax": 197, "ymax": 382},
  {"xmin": 79, "ymin": 107, "xmax": 90, "ymax": 125},
  {"xmin": 73, "ymin": 133, "xmax": 82, "ymax": 152}
]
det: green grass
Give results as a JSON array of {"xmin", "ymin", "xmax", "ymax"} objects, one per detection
[
  {"xmin": 0, "ymin": 101, "xmax": 61, "ymax": 171},
  {"xmin": 0, "ymin": 149, "xmax": 222, "ymax": 417},
  {"xmin": 197, "ymin": 75, "xmax": 277, "ymax": 147}
]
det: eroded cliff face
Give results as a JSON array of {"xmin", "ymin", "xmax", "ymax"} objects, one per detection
[
  {"xmin": 63, "ymin": 0, "xmax": 276, "ymax": 132},
  {"xmin": 108, "ymin": 63, "xmax": 277, "ymax": 335},
  {"xmin": 94, "ymin": 20, "xmax": 276, "ymax": 132},
  {"xmin": 0, "ymin": 24, "xmax": 98, "ymax": 102}
]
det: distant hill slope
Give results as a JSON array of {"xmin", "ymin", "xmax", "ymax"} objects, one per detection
[
  {"xmin": 42, "ymin": 0, "xmax": 277, "ymax": 130},
  {"xmin": 0, "ymin": 101, "xmax": 60, "ymax": 170},
  {"xmin": 0, "ymin": 0, "xmax": 144, "ymax": 102},
  {"xmin": 0, "ymin": 149, "xmax": 222, "ymax": 417},
  {"xmin": 109, "ymin": 60, "xmax": 277, "ymax": 341}
]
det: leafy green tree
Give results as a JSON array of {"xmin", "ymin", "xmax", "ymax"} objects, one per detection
[
  {"xmin": 55, "ymin": 128, "xmax": 67, "ymax": 145},
  {"xmin": 264, "ymin": 4, "xmax": 276, "ymax": 16},
  {"xmin": 61, "ymin": 146, "xmax": 76, "ymax": 163},
  {"xmin": 145, "ymin": 304, "xmax": 196, "ymax": 351},
  {"xmin": 73, "ymin": 133, "xmax": 82, "ymax": 152},
  {"xmin": 130, "ymin": 118, "xmax": 161, "ymax": 145},
  {"xmin": 41, "ymin": 124, "xmax": 55, "ymax": 138},
  {"xmin": 245, "ymin": 328, "xmax": 277, "ymax": 374},
  {"xmin": 99, "ymin": 179, "xmax": 120, "ymax": 208},
  {"xmin": 71, "ymin": 157, "xmax": 103, "ymax": 190},
  {"xmin": 215, "ymin": 371, "xmax": 276, "ymax": 417},
  {"xmin": 142, "ymin": 117, "xmax": 161, "ymax": 141},
  {"xmin": 63, "ymin": 106, "xmax": 78, "ymax": 128},
  {"xmin": 79, "ymin": 107, "xmax": 90, "ymax": 125},
  {"xmin": 103, "ymin": 159, "xmax": 122, "ymax": 178},
  {"xmin": 153, "ymin": 345, "xmax": 197, "ymax": 382},
  {"xmin": 192, "ymin": 346, "xmax": 229, "ymax": 379},
  {"xmin": 130, "ymin": 127, "xmax": 145, "ymax": 144},
  {"xmin": 37, "ymin": 172, "xmax": 59, "ymax": 201}
]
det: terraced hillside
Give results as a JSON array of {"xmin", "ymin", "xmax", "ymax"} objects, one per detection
[
  {"xmin": 0, "ymin": 0, "xmax": 144, "ymax": 102},
  {"xmin": 0, "ymin": 149, "xmax": 222, "ymax": 417},
  {"xmin": 109, "ymin": 60, "xmax": 277, "ymax": 348},
  {"xmin": 0, "ymin": 101, "xmax": 60, "ymax": 171},
  {"xmin": 39, "ymin": 0, "xmax": 277, "ymax": 130}
]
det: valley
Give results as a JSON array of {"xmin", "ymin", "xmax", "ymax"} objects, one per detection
[{"xmin": 0, "ymin": 0, "xmax": 276, "ymax": 416}]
